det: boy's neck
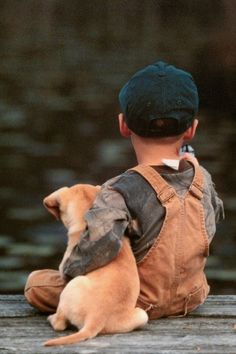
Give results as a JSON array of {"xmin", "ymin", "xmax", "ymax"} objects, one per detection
[{"xmin": 131, "ymin": 134, "xmax": 183, "ymax": 166}]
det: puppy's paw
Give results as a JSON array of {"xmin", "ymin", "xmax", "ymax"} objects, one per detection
[
  {"xmin": 47, "ymin": 314, "xmax": 67, "ymax": 331},
  {"xmin": 47, "ymin": 314, "xmax": 56, "ymax": 327}
]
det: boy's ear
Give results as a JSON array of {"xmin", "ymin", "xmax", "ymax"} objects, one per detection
[
  {"xmin": 118, "ymin": 113, "xmax": 132, "ymax": 137},
  {"xmin": 183, "ymin": 119, "xmax": 198, "ymax": 141}
]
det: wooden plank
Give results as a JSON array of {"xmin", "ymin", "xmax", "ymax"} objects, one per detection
[
  {"xmin": 191, "ymin": 295, "xmax": 236, "ymax": 318},
  {"xmin": 1, "ymin": 295, "xmax": 236, "ymax": 318},
  {"xmin": 0, "ymin": 316, "xmax": 236, "ymax": 354},
  {"xmin": 0, "ymin": 295, "xmax": 38, "ymax": 318},
  {"xmin": 0, "ymin": 295, "xmax": 236, "ymax": 353}
]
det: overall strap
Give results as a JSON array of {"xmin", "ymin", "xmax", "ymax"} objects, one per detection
[
  {"xmin": 187, "ymin": 159, "xmax": 204, "ymax": 200},
  {"xmin": 130, "ymin": 165, "xmax": 176, "ymax": 205}
]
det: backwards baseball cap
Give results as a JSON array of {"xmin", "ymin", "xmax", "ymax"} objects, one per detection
[{"xmin": 119, "ymin": 61, "xmax": 199, "ymax": 137}]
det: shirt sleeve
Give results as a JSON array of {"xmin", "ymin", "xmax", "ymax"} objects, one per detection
[
  {"xmin": 62, "ymin": 180, "xmax": 131, "ymax": 278},
  {"xmin": 202, "ymin": 166, "xmax": 225, "ymax": 223},
  {"xmin": 210, "ymin": 181, "xmax": 225, "ymax": 224},
  {"xmin": 200, "ymin": 167, "xmax": 224, "ymax": 243}
]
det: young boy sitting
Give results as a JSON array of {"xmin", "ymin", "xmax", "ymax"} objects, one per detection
[{"xmin": 25, "ymin": 61, "xmax": 224, "ymax": 319}]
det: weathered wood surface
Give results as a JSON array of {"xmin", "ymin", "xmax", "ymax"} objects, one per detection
[{"xmin": 0, "ymin": 295, "xmax": 236, "ymax": 354}]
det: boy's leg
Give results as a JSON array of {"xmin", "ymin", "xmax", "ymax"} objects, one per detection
[{"xmin": 24, "ymin": 269, "xmax": 67, "ymax": 313}]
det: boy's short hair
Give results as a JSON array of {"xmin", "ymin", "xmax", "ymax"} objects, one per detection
[{"xmin": 119, "ymin": 61, "xmax": 199, "ymax": 138}]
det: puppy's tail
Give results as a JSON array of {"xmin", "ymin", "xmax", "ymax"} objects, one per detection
[{"xmin": 43, "ymin": 325, "xmax": 101, "ymax": 346}]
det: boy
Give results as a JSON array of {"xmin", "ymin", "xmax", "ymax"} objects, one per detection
[{"xmin": 25, "ymin": 61, "xmax": 224, "ymax": 318}]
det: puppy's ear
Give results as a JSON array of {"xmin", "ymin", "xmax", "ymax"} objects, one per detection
[
  {"xmin": 43, "ymin": 193, "xmax": 61, "ymax": 220},
  {"xmin": 43, "ymin": 187, "xmax": 68, "ymax": 220}
]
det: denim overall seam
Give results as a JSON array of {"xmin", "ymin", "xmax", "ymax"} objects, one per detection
[
  {"xmin": 185, "ymin": 162, "xmax": 208, "ymax": 257},
  {"xmin": 185, "ymin": 192, "xmax": 209, "ymax": 258},
  {"xmin": 199, "ymin": 202, "xmax": 210, "ymax": 257},
  {"xmin": 169, "ymin": 199, "xmax": 184, "ymax": 303},
  {"xmin": 179, "ymin": 199, "xmax": 186, "ymax": 278},
  {"xmin": 137, "ymin": 296, "xmax": 160, "ymax": 312}
]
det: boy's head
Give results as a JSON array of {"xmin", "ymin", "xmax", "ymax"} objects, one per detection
[{"xmin": 119, "ymin": 61, "xmax": 199, "ymax": 138}]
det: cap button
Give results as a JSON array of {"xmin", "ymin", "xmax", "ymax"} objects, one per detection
[{"xmin": 157, "ymin": 71, "xmax": 166, "ymax": 77}]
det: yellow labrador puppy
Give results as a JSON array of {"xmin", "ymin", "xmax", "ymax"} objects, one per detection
[{"xmin": 43, "ymin": 184, "xmax": 148, "ymax": 346}]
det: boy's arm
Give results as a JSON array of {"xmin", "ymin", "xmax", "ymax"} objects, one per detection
[{"xmin": 62, "ymin": 183, "xmax": 131, "ymax": 278}]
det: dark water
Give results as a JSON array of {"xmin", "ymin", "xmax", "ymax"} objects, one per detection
[{"xmin": 0, "ymin": 0, "xmax": 235, "ymax": 294}]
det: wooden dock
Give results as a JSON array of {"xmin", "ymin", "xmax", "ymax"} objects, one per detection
[{"xmin": 0, "ymin": 295, "xmax": 236, "ymax": 353}]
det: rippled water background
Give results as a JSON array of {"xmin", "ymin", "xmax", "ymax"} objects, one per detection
[{"xmin": 0, "ymin": 0, "xmax": 235, "ymax": 294}]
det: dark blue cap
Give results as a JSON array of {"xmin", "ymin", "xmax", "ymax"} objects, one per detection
[{"xmin": 119, "ymin": 61, "xmax": 199, "ymax": 137}]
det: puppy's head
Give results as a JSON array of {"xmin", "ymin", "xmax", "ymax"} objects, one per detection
[{"xmin": 43, "ymin": 184, "xmax": 100, "ymax": 231}]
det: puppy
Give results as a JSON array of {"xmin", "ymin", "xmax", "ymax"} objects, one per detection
[{"xmin": 43, "ymin": 184, "xmax": 148, "ymax": 346}]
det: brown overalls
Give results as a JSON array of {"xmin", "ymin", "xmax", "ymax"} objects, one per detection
[
  {"xmin": 25, "ymin": 161, "xmax": 210, "ymax": 318},
  {"xmin": 133, "ymin": 162, "xmax": 210, "ymax": 319}
]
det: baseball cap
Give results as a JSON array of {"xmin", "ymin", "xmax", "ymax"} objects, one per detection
[{"xmin": 119, "ymin": 61, "xmax": 199, "ymax": 137}]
